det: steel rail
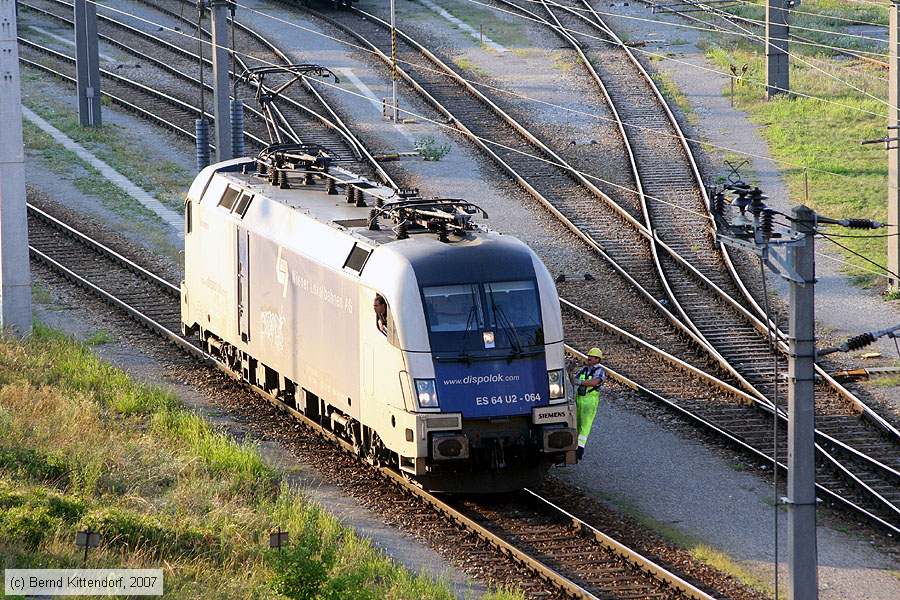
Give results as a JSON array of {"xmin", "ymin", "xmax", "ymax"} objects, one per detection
[
  {"xmin": 643, "ymin": 0, "xmax": 888, "ymax": 68},
  {"xmin": 561, "ymin": 299, "xmax": 900, "ymax": 527},
  {"xmin": 18, "ymin": 0, "xmax": 279, "ymax": 147},
  {"xmin": 25, "ymin": 0, "xmax": 373, "ymax": 175},
  {"xmin": 298, "ymin": 3, "xmax": 769, "ymax": 399},
  {"xmin": 17, "ymin": 36, "xmax": 269, "ymax": 148},
  {"xmin": 24, "ymin": 0, "xmax": 896, "ymax": 532},
  {"xmin": 18, "ymin": 2, "xmax": 394, "ymax": 190},
  {"xmin": 18, "ymin": 42, "xmax": 207, "ymax": 144},
  {"xmin": 563, "ymin": 343, "xmax": 900, "ymax": 535},
  {"xmin": 520, "ymin": 489, "xmax": 717, "ymax": 600},
  {"xmin": 506, "ymin": 0, "xmax": 899, "ymax": 440},
  {"xmin": 535, "ymin": 0, "xmax": 900, "ymax": 519},
  {"xmin": 124, "ymin": 0, "xmax": 396, "ymax": 188},
  {"xmin": 26, "ymin": 203, "xmax": 717, "ymax": 600},
  {"xmin": 516, "ymin": 0, "xmax": 780, "ymax": 401},
  {"xmin": 596, "ymin": 0, "xmax": 900, "ymax": 443},
  {"xmin": 28, "ymin": 204, "xmax": 181, "ymax": 296},
  {"xmin": 552, "ymin": 0, "xmax": 900, "ymax": 441},
  {"xmin": 293, "ymin": 2, "xmax": 900, "ymax": 522},
  {"xmin": 611, "ymin": 0, "xmax": 900, "ymax": 440}
]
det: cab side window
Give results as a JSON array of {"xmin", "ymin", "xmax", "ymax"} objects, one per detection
[{"xmin": 373, "ymin": 294, "xmax": 399, "ymax": 347}]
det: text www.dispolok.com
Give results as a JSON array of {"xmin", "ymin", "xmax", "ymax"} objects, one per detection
[{"xmin": 442, "ymin": 373, "xmax": 520, "ymax": 386}]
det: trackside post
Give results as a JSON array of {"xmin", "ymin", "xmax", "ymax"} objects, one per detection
[
  {"xmin": 0, "ymin": 0, "xmax": 33, "ymax": 336},
  {"xmin": 765, "ymin": 0, "xmax": 790, "ymax": 99},
  {"xmin": 209, "ymin": 0, "xmax": 233, "ymax": 161},
  {"xmin": 786, "ymin": 205, "xmax": 818, "ymax": 600},
  {"xmin": 74, "ymin": 0, "xmax": 102, "ymax": 126}
]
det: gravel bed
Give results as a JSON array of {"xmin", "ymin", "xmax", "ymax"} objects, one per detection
[{"xmin": 27, "ymin": 190, "xmax": 774, "ymax": 599}]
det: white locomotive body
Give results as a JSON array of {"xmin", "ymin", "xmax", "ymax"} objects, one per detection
[{"xmin": 182, "ymin": 156, "xmax": 576, "ymax": 493}]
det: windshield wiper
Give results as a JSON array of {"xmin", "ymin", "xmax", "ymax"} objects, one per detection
[
  {"xmin": 489, "ymin": 298, "xmax": 524, "ymax": 356},
  {"xmin": 458, "ymin": 304, "xmax": 477, "ymax": 359}
]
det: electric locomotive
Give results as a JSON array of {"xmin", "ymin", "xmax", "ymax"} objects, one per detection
[{"xmin": 181, "ymin": 146, "xmax": 577, "ymax": 493}]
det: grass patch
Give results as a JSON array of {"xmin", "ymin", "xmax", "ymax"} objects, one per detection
[
  {"xmin": 415, "ymin": 135, "xmax": 452, "ymax": 161},
  {"xmin": 0, "ymin": 324, "xmax": 512, "ymax": 597},
  {"xmin": 453, "ymin": 55, "xmax": 489, "ymax": 79},
  {"xmin": 690, "ymin": 544, "xmax": 772, "ymax": 597},
  {"xmin": 21, "ymin": 89, "xmax": 193, "ymax": 213},
  {"xmin": 604, "ymin": 496, "xmax": 773, "ymax": 596},
  {"xmin": 22, "ymin": 119, "xmax": 164, "ymax": 226},
  {"xmin": 410, "ymin": 0, "xmax": 530, "ymax": 48},
  {"xmin": 19, "ymin": 87, "xmax": 182, "ymax": 263},
  {"xmin": 650, "ymin": 69, "xmax": 699, "ymax": 126},
  {"xmin": 31, "ymin": 283, "xmax": 52, "ymax": 305},
  {"xmin": 867, "ymin": 373, "xmax": 900, "ymax": 388},
  {"xmin": 84, "ymin": 330, "xmax": 114, "ymax": 346},
  {"xmin": 552, "ymin": 50, "xmax": 576, "ymax": 73},
  {"xmin": 702, "ymin": 33, "xmax": 890, "ymax": 287}
]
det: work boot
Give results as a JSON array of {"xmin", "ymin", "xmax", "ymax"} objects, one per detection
[{"xmin": 576, "ymin": 446, "xmax": 585, "ymax": 461}]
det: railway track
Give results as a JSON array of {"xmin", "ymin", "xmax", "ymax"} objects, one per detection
[
  {"xmin": 522, "ymin": 0, "xmax": 900, "ymax": 513},
  {"xmin": 123, "ymin": 0, "xmax": 392, "ymax": 183},
  {"xmin": 497, "ymin": 0, "xmax": 900, "ymax": 519},
  {"xmin": 283, "ymin": 1, "xmax": 900, "ymax": 531},
  {"xmin": 26, "ymin": 201, "xmax": 721, "ymax": 600},
  {"xmin": 642, "ymin": 0, "xmax": 888, "ymax": 68},
  {"xmin": 18, "ymin": 0, "xmax": 899, "ymax": 532},
  {"xmin": 18, "ymin": 36, "xmax": 218, "ymax": 144},
  {"xmin": 18, "ymin": 0, "xmax": 391, "ymax": 183}
]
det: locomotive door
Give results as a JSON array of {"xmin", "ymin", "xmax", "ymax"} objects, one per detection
[{"xmin": 237, "ymin": 228, "xmax": 250, "ymax": 342}]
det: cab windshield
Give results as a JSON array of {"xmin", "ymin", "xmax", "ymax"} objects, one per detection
[{"xmin": 422, "ymin": 280, "xmax": 543, "ymax": 354}]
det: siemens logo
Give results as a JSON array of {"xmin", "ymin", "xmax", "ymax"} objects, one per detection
[{"xmin": 536, "ymin": 411, "xmax": 567, "ymax": 420}]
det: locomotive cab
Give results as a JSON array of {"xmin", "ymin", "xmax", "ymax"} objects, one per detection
[{"xmin": 364, "ymin": 235, "xmax": 577, "ymax": 493}]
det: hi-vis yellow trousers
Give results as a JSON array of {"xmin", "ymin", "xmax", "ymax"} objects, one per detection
[{"xmin": 576, "ymin": 391, "xmax": 599, "ymax": 448}]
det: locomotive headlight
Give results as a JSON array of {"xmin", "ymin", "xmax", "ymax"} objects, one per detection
[
  {"xmin": 548, "ymin": 369, "xmax": 565, "ymax": 401},
  {"xmin": 415, "ymin": 379, "xmax": 439, "ymax": 409}
]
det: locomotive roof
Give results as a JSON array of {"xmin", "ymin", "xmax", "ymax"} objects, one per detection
[{"xmin": 217, "ymin": 160, "xmax": 491, "ymax": 248}]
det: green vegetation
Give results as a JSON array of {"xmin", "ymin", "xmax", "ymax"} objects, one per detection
[
  {"xmin": 22, "ymin": 121, "xmax": 163, "ymax": 226},
  {"xmin": 690, "ymin": 544, "xmax": 772, "ymax": 597},
  {"xmin": 452, "ymin": 55, "xmax": 489, "ymax": 79},
  {"xmin": 603, "ymin": 496, "xmax": 773, "ymax": 597},
  {"xmin": 83, "ymin": 330, "xmax": 114, "ymax": 346},
  {"xmin": 867, "ymin": 372, "xmax": 900, "ymax": 388},
  {"xmin": 416, "ymin": 135, "xmax": 452, "ymax": 161},
  {"xmin": 406, "ymin": 0, "xmax": 530, "ymax": 48},
  {"xmin": 31, "ymin": 284, "xmax": 52, "ymax": 306},
  {"xmin": 19, "ymin": 96, "xmax": 181, "ymax": 263},
  {"xmin": 21, "ymin": 85, "xmax": 193, "ymax": 213},
  {"xmin": 694, "ymin": 0, "xmax": 892, "ymax": 288},
  {"xmin": 552, "ymin": 50, "xmax": 576, "ymax": 73},
  {"xmin": 0, "ymin": 325, "xmax": 522, "ymax": 598}
]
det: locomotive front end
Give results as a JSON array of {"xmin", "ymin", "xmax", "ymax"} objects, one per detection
[{"xmin": 400, "ymin": 236, "xmax": 577, "ymax": 493}]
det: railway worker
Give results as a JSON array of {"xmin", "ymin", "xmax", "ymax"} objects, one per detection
[
  {"xmin": 374, "ymin": 294, "xmax": 389, "ymax": 336},
  {"xmin": 575, "ymin": 348, "xmax": 606, "ymax": 460}
]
